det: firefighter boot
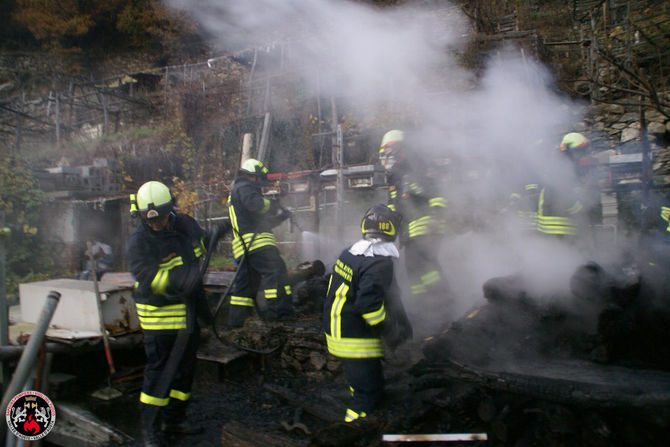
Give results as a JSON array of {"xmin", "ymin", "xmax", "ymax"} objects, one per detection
[
  {"xmin": 140, "ymin": 404, "xmax": 165, "ymax": 447},
  {"xmin": 161, "ymin": 400, "xmax": 203, "ymax": 435},
  {"xmin": 228, "ymin": 304, "xmax": 254, "ymax": 328}
]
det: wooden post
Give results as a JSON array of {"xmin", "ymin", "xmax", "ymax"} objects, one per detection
[
  {"xmin": 246, "ymin": 49, "xmax": 259, "ymax": 115},
  {"xmin": 55, "ymin": 93, "xmax": 61, "ymax": 147},
  {"xmin": 241, "ymin": 133, "xmax": 254, "ymax": 164},
  {"xmin": 640, "ymin": 94, "xmax": 651, "ymax": 233},
  {"xmin": 15, "ymin": 92, "xmax": 24, "ymax": 153},
  {"xmin": 102, "ymin": 91, "xmax": 109, "ymax": 135},
  {"xmin": 257, "ymin": 112, "xmax": 272, "ymax": 164},
  {"xmin": 67, "ymin": 82, "xmax": 74, "ymax": 138}
]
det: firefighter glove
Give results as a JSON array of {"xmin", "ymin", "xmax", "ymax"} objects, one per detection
[
  {"xmin": 380, "ymin": 319, "xmax": 411, "ymax": 351},
  {"xmin": 168, "ymin": 263, "xmax": 202, "ymax": 299},
  {"xmin": 208, "ymin": 221, "xmax": 232, "ymax": 245}
]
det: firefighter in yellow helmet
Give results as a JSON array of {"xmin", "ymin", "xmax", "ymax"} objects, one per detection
[
  {"xmin": 227, "ymin": 158, "xmax": 293, "ymax": 327},
  {"xmin": 126, "ymin": 181, "xmax": 208, "ymax": 446},
  {"xmin": 323, "ymin": 204, "xmax": 412, "ymax": 423},
  {"xmin": 379, "ymin": 130, "xmax": 451, "ymax": 313},
  {"xmin": 510, "ymin": 132, "xmax": 601, "ymax": 242}
]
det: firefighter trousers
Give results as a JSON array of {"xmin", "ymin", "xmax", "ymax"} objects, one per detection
[
  {"xmin": 404, "ymin": 236, "xmax": 451, "ymax": 305},
  {"xmin": 340, "ymin": 357, "xmax": 384, "ymax": 421},
  {"xmin": 140, "ymin": 330, "xmax": 200, "ymax": 424},
  {"xmin": 228, "ymin": 246, "xmax": 293, "ymax": 327}
]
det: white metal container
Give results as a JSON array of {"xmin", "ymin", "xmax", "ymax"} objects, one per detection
[{"xmin": 18, "ymin": 278, "xmax": 140, "ymax": 339}]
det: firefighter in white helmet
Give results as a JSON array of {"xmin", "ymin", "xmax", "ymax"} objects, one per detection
[
  {"xmin": 379, "ymin": 130, "xmax": 451, "ymax": 313},
  {"xmin": 227, "ymin": 158, "xmax": 293, "ymax": 327}
]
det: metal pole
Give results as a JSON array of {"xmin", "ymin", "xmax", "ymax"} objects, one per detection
[
  {"xmin": 0, "ymin": 291, "xmax": 60, "ymax": 440},
  {"xmin": 87, "ymin": 241, "xmax": 115, "ymax": 376},
  {"xmin": 335, "ymin": 123, "xmax": 344, "ymax": 240},
  {"xmin": 0, "ymin": 213, "xmax": 10, "ymax": 391}
]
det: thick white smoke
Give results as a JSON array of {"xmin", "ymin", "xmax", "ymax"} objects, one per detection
[{"xmin": 168, "ymin": 0, "xmax": 601, "ymax": 333}]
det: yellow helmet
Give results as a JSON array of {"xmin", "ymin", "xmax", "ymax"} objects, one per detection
[
  {"xmin": 560, "ymin": 132, "xmax": 589, "ymax": 153},
  {"xmin": 135, "ymin": 181, "xmax": 174, "ymax": 220},
  {"xmin": 240, "ymin": 158, "xmax": 269, "ymax": 180}
]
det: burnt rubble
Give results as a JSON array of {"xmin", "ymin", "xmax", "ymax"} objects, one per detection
[{"xmin": 43, "ymin": 259, "xmax": 670, "ymax": 447}]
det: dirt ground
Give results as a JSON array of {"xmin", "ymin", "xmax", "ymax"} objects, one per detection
[{"xmin": 38, "ymin": 311, "xmax": 670, "ymax": 447}]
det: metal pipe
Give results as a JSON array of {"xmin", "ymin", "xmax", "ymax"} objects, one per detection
[
  {"xmin": 0, "ymin": 214, "xmax": 11, "ymax": 388},
  {"xmin": 0, "ymin": 290, "xmax": 60, "ymax": 437}
]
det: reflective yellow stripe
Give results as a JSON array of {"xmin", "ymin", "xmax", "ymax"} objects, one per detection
[
  {"xmin": 537, "ymin": 188, "xmax": 576, "ymax": 236},
  {"xmin": 387, "ymin": 203, "xmax": 396, "ymax": 212},
  {"xmin": 408, "ymin": 182, "xmax": 424, "ymax": 194},
  {"xmin": 136, "ymin": 303, "xmax": 186, "ymax": 314},
  {"xmin": 136, "ymin": 303, "xmax": 187, "ymax": 330},
  {"xmin": 261, "ymin": 198, "xmax": 271, "ymax": 214},
  {"xmin": 150, "ymin": 256, "xmax": 184, "ymax": 295},
  {"xmin": 429, "ymin": 197, "xmax": 447, "ymax": 208},
  {"xmin": 362, "ymin": 304, "xmax": 386, "ymax": 326},
  {"xmin": 230, "ymin": 296, "xmax": 255, "ymax": 307},
  {"xmin": 411, "ymin": 283, "xmax": 427, "ymax": 295},
  {"xmin": 326, "ymin": 334, "xmax": 383, "ymax": 358},
  {"xmin": 284, "ymin": 285, "xmax": 292, "ymax": 295},
  {"xmin": 229, "ymin": 202, "xmax": 239, "ymax": 232},
  {"xmin": 326, "ymin": 275, "xmax": 333, "ymax": 296},
  {"xmin": 169, "ymin": 389, "xmax": 190, "ymax": 401},
  {"xmin": 663, "ymin": 206, "xmax": 670, "ymax": 231},
  {"xmin": 537, "ymin": 216, "xmax": 577, "ymax": 235},
  {"xmin": 232, "ymin": 232, "xmax": 277, "ymax": 258},
  {"xmin": 264, "ymin": 288, "xmax": 278, "ymax": 299},
  {"xmin": 140, "ymin": 392, "xmax": 169, "ymax": 406},
  {"xmin": 345, "ymin": 408, "xmax": 367, "ymax": 422},
  {"xmin": 408, "ymin": 216, "xmax": 432, "ymax": 238},
  {"xmin": 330, "ymin": 283, "xmax": 349, "ymax": 338},
  {"xmin": 566, "ymin": 200, "xmax": 583, "ymax": 215},
  {"xmin": 517, "ymin": 210, "xmax": 539, "ymax": 230},
  {"xmin": 421, "ymin": 270, "xmax": 441, "ymax": 286}
]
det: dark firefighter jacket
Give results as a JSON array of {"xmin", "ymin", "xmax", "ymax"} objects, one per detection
[
  {"xmin": 228, "ymin": 176, "xmax": 278, "ymax": 259},
  {"xmin": 514, "ymin": 183, "xmax": 585, "ymax": 236},
  {"xmin": 387, "ymin": 165, "xmax": 447, "ymax": 242},
  {"xmin": 126, "ymin": 213, "xmax": 206, "ymax": 333},
  {"xmin": 323, "ymin": 249, "xmax": 397, "ymax": 359}
]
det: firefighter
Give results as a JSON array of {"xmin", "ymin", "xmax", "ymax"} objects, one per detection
[
  {"xmin": 126, "ymin": 181, "xmax": 207, "ymax": 447},
  {"xmin": 323, "ymin": 204, "xmax": 413, "ymax": 423},
  {"xmin": 378, "ymin": 130, "xmax": 450, "ymax": 311},
  {"xmin": 510, "ymin": 132, "xmax": 600, "ymax": 242},
  {"xmin": 227, "ymin": 158, "xmax": 293, "ymax": 328},
  {"xmin": 560, "ymin": 132, "xmax": 602, "ymax": 230}
]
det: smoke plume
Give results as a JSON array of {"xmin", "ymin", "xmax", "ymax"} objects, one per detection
[{"xmin": 168, "ymin": 0, "xmax": 608, "ymax": 334}]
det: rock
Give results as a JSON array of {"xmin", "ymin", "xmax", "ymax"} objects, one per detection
[
  {"xmin": 620, "ymin": 112, "xmax": 639, "ymax": 123},
  {"xmin": 648, "ymin": 121, "xmax": 666, "ymax": 134},
  {"xmin": 600, "ymin": 104, "xmax": 625, "ymax": 114},
  {"xmin": 621, "ymin": 127, "xmax": 640, "ymax": 142},
  {"xmin": 309, "ymin": 351, "xmax": 327, "ymax": 370}
]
